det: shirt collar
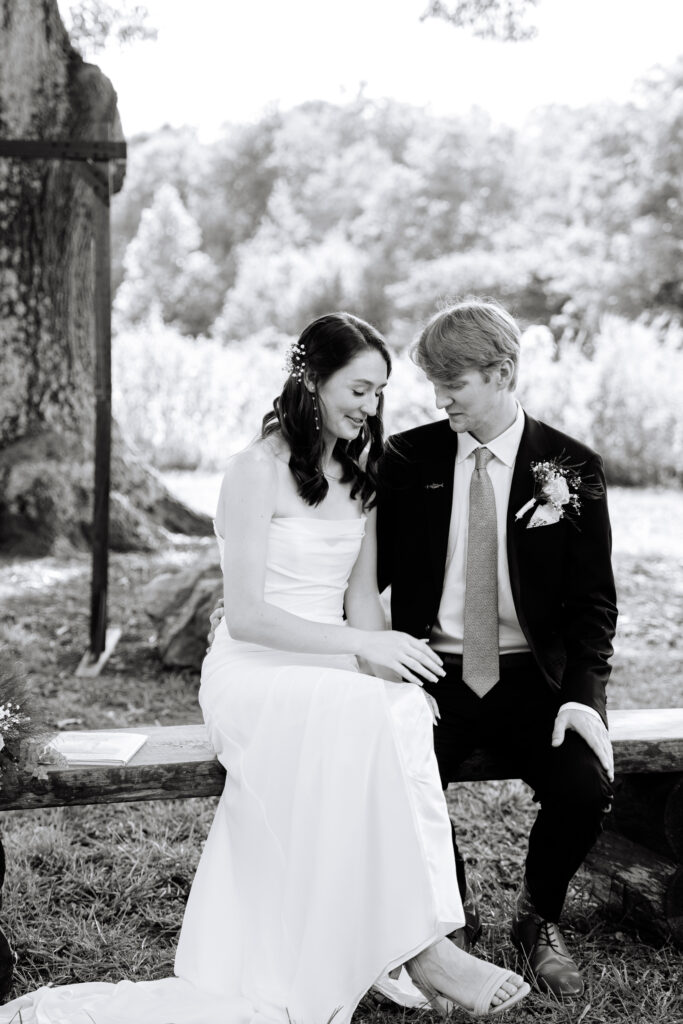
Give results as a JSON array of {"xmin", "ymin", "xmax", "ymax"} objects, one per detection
[{"xmin": 456, "ymin": 402, "xmax": 525, "ymax": 467}]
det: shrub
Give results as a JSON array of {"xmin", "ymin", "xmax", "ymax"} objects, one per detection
[
  {"xmin": 113, "ymin": 318, "xmax": 292, "ymax": 470},
  {"xmin": 518, "ymin": 317, "xmax": 683, "ymax": 483},
  {"xmin": 590, "ymin": 317, "xmax": 683, "ymax": 484},
  {"xmin": 516, "ymin": 325, "xmax": 598, "ymax": 444},
  {"xmin": 113, "ymin": 316, "xmax": 683, "ymax": 484}
]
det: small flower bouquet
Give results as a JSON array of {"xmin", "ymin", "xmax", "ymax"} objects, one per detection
[
  {"xmin": 0, "ymin": 656, "xmax": 47, "ymax": 788},
  {"xmin": 515, "ymin": 454, "xmax": 603, "ymax": 529},
  {"xmin": 0, "ymin": 694, "xmax": 31, "ymax": 757}
]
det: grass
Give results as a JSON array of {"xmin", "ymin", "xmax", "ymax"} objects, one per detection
[{"xmin": 0, "ymin": 484, "xmax": 681, "ymax": 1023}]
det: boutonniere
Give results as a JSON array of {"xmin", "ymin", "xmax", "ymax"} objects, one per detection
[
  {"xmin": 424, "ymin": 482, "xmax": 444, "ymax": 490},
  {"xmin": 515, "ymin": 455, "xmax": 601, "ymax": 529}
]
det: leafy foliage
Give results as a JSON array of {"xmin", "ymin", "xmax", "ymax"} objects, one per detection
[
  {"xmin": 107, "ymin": 59, "xmax": 683, "ymax": 487},
  {"xmin": 112, "ymin": 318, "xmax": 293, "ymax": 470},
  {"xmin": 114, "ymin": 184, "xmax": 223, "ymax": 337},
  {"xmin": 64, "ymin": 0, "xmax": 157, "ymax": 55},
  {"xmin": 421, "ymin": 0, "xmax": 540, "ymax": 41},
  {"xmin": 113, "ymin": 316, "xmax": 683, "ymax": 486},
  {"xmin": 111, "ymin": 59, "xmax": 683, "ymax": 346}
]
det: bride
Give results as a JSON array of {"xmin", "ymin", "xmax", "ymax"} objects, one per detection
[{"xmin": 0, "ymin": 313, "xmax": 528, "ymax": 1024}]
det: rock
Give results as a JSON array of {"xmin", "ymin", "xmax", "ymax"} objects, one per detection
[
  {"xmin": 142, "ymin": 563, "xmax": 210, "ymax": 622},
  {"xmin": 143, "ymin": 562, "xmax": 222, "ymax": 669},
  {"xmin": 160, "ymin": 574, "xmax": 224, "ymax": 669},
  {"xmin": 0, "ymin": 430, "xmax": 212, "ymax": 557},
  {"xmin": 108, "ymin": 492, "xmax": 165, "ymax": 552}
]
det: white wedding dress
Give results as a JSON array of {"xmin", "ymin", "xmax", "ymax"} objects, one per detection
[{"xmin": 1, "ymin": 516, "xmax": 463, "ymax": 1024}]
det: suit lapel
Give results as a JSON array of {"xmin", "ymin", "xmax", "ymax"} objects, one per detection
[
  {"xmin": 506, "ymin": 412, "xmax": 548, "ymax": 610},
  {"xmin": 422, "ymin": 421, "xmax": 457, "ymax": 595}
]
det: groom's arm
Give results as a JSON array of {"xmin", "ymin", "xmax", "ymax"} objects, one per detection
[
  {"xmin": 375, "ymin": 490, "xmax": 394, "ymax": 595},
  {"xmin": 375, "ymin": 437, "xmax": 406, "ymax": 595},
  {"xmin": 558, "ymin": 453, "xmax": 618, "ymax": 725}
]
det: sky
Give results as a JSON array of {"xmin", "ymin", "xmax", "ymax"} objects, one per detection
[{"xmin": 61, "ymin": 0, "xmax": 683, "ymax": 139}]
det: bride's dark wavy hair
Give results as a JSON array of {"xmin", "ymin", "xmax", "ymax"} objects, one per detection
[{"xmin": 261, "ymin": 312, "xmax": 392, "ymax": 509}]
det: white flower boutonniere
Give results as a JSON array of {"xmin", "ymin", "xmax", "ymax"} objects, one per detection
[{"xmin": 515, "ymin": 456, "xmax": 600, "ymax": 529}]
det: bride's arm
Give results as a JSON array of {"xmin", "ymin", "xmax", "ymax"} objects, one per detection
[
  {"xmin": 343, "ymin": 508, "xmax": 388, "ymax": 633},
  {"xmin": 218, "ymin": 449, "xmax": 443, "ymax": 684},
  {"xmin": 344, "ymin": 512, "xmax": 443, "ymax": 707},
  {"xmin": 344, "ymin": 509, "xmax": 401, "ymax": 681}
]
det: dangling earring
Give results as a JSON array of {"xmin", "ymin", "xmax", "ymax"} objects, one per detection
[{"xmin": 311, "ymin": 392, "xmax": 320, "ymax": 433}]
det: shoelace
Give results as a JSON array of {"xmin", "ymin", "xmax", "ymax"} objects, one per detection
[{"xmin": 539, "ymin": 921, "xmax": 566, "ymax": 957}]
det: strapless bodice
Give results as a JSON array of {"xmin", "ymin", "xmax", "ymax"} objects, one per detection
[{"xmin": 215, "ymin": 516, "xmax": 366, "ymax": 626}]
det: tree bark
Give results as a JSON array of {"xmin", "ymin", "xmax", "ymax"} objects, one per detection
[{"xmin": 0, "ymin": 0, "xmax": 211, "ymax": 555}]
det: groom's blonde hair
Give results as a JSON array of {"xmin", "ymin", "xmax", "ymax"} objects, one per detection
[{"xmin": 412, "ymin": 297, "xmax": 520, "ymax": 389}]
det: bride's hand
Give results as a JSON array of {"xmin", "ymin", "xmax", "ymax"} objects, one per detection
[
  {"xmin": 207, "ymin": 598, "xmax": 225, "ymax": 650},
  {"xmin": 357, "ymin": 657, "xmax": 403, "ymax": 682},
  {"xmin": 422, "ymin": 691, "xmax": 441, "ymax": 724},
  {"xmin": 357, "ymin": 632, "xmax": 445, "ymax": 686}
]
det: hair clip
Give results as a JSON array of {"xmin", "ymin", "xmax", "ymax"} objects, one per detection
[{"xmin": 284, "ymin": 341, "xmax": 307, "ymax": 382}]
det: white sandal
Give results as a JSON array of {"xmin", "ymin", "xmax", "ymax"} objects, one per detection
[{"xmin": 406, "ymin": 942, "xmax": 530, "ymax": 1017}]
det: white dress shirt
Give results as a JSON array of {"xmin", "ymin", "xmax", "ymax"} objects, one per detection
[
  {"xmin": 431, "ymin": 401, "xmax": 528, "ymax": 655},
  {"xmin": 430, "ymin": 402, "xmax": 601, "ymax": 724}
]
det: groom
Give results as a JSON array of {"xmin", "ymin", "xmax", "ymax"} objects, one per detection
[{"xmin": 376, "ymin": 298, "xmax": 617, "ymax": 998}]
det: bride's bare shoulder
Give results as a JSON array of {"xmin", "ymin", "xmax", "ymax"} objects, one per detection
[{"xmin": 218, "ymin": 439, "xmax": 285, "ymax": 507}]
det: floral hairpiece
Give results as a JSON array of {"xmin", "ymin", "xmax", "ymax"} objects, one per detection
[{"xmin": 284, "ymin": 341, "xmax": 306, "ymax": 382}]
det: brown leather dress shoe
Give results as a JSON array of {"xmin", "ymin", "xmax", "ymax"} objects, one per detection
[{"xmin": 510, "ymin": 915, "xmax": 584, "ymax": 998}]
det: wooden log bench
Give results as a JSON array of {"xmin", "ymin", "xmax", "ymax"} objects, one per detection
[{"xmin": 1, "ymin": 708, "xmax": 681, "ymax": 944}]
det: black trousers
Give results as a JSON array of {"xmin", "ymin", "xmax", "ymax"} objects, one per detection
[{"xmin": 425, "ymin": 652, "xmax": 613, "ymax": 923}]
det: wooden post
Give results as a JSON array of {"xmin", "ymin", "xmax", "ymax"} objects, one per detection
[
  {"xmin": 89, "ymin": 150, "xmax": 112, "ymax": 660},
  {"xmin": 76, "ymin": 132, "xmax": 122, "ymax": 675}
]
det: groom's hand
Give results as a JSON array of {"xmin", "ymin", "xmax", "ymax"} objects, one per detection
[{"xmin": 551, "ymin": 707, "xmax": 614, "ymax": 781}]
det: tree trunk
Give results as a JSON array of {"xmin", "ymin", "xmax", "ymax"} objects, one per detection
[
  {"xmin": 0, "ymin": 0, "xmax": 211, "ymax": 554},
  {"xmin": 583, "ymin": 831, "xmax": 683, "ymax": 945},
  {"xmin": 582, "ymin": 766, "xmax": 683, "ymax": 945},
  {"xmin": 607, "ymin": 773, "xmax": 683, "ymax": 863}
]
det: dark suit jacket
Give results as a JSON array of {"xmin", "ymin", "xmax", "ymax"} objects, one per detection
[{"xmin": 376, "ymin": 412, "xmax": 618, "ymax": 724}]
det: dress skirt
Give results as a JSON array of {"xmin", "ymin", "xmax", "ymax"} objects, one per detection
[{"xmin": 0, "ymin": 632, "xmax": 462, "ymax": 1024}]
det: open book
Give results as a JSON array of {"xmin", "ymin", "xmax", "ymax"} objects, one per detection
[{"xmin": 47, "ymin": 731, "xmax": 148, "ymax": 766}]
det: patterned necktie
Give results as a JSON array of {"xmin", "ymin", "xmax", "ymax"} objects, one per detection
[{"xmin": 462, "ymin": 446, "xmax": 499, "ymax": 697}]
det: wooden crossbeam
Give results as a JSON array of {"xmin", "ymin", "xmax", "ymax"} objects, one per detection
[
  {"xmin": 0, "ymin": 139, "xmax": 126, "ymax": 161},
  {"xmin": 0, "ymin": 708, "xmax": 681, "ymax": 813},
  {"xmin": 72, "ymin": 158, "xmax": 110, "ymax": 204}
]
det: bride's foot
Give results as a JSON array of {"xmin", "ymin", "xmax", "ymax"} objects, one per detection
[{"xmin": 406, "ymin": 938, "xmax": 530, "ymax": 1017}]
